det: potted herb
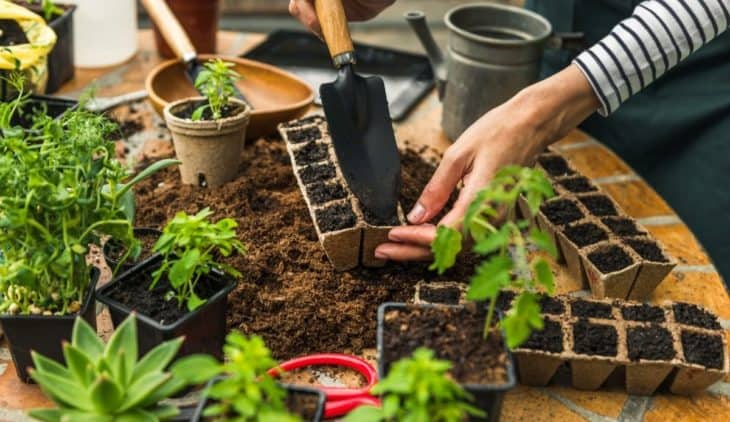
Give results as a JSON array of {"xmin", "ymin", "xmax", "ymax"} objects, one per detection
[
  {"xmin": 96, "ymin": 208, "xmax": 246, "ymax": 360},
  {"xmin": 0, "ymin": 85, "xmax": 178, "ymax": 382},
  {"xmin": 28, "ymin": 314, "xmax": 208, "ymax": 421},
  {"xmin": 378, "ymin": 166, "xmax": 557, "ymax": 421},
  {"xmin": 183, "ymin": 332, "xmax": 325, "ymax": 421},
  {"xmin": 345, "ymin": 347, "xmax": 483, "ymax": 421},
  {"xmin": 164, "ymin": 58, "xmax": 250, "ymax": 188}
]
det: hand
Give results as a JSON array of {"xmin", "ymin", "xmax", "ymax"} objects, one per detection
[
  {"xmin": 375, "ymin": 64, "xmax": 601, "ymax": 262},
  {"xmin": 289, "ymin": 0, "xmax": 395, "ymax": 35}
]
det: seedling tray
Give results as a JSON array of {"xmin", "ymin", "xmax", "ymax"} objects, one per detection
[
  {"xmin": 278, "ymin": 116, "xmax": 405, "ymax": 271},
  {"xmin": 512, "ymin": 294, "xmax": 728, "ymax": 395}
]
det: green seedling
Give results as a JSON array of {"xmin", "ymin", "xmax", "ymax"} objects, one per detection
[
  {"xmin": 345, "ymin": 348, "xmax": 484, "ymax": 422},
  {"xmin": 430, "ymin": 166, "xmax": 557, "ymax": 349},
  {"xmin": 31, "ymin": 0, "xmax": 64, "ymax": 21},
  {"xmin": 151, "ymin": 208, "xmax": 246, "ymax": 311},
  {"xmin": 192, "ymin": 59, "xmax": 241, "ymax": 121},
  {"xmin": 29, "ymin": 315, "xmax": 205, "ymax": 421}
]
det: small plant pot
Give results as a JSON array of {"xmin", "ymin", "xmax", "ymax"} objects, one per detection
[
  {"xmin": 622, "ymin": 237, "xmax": 676, "ymax": 300},
  {"xmin": 624, "ymin": 323, "xmax": 678, "ymax": 395},
  {"xmin": 414, "ymin": 281, "xmax": 467, "ymax": 305},
  {"xmin": 580, "ymin": 241, "xmax": 641, "ymax": 299},
  {"xmin": 514, "ymin": 315, "xmax": 567, "ymax": 386},
  {"xmin": 103, "ymin": 227, "xmax": 162, "ymax": 273},
  {"xmin": 9, "ymin": 94, "xmax": 77, "ymax": 129},
  {"xmin": 536, "ymin": 197, "xmax": 585, "ymax": 262},
  {"xmin": 191, "ymin": 377, "xmax": 326, "ymax": 422},
  {"xmin": 377, "ymin": 302, "xmax": 516, "ymax": 421},
  {"xmin": 0, "ymin": 268, "xmax": 99, "ymax": 383},
  {"xmin": 555, "ymin": 218, "xmax": 610, "ymax": 287},
  {"xmin": 164, "ymin": 97, "xmax": 250, "ymax": 188},
  {"xmin": 567, "ymin": 318, "xmax": 624, "ymax": 390},
  {"xmin": 96, "ymin": 255, "xmax": 236, "ymax": 361},
  {"xmin": 535, "ymin": 153, "xmax": 577, "ymax": 179}
]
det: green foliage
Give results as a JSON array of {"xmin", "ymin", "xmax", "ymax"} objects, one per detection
[
  {"xmin": 430, "ymin": 166, "xmax": 557, "ymax": 349},
  {"xmin": 28, "ymin": 315, "xmax": 204, "ymax": 421},
  {"xmin": 30, "ymin": 0, "xmax": 63, "ymax": 21},
  {"xmin": 0, "ymin": 80, "xmax": 178, "ymax": 315},
  {"xmin": 175, "ymin": 332, "xmax": 301, "ymax": 421},
  {"xmin": 192, "ymin": 59, "xmax": 241, "ymax": 121},
  {"xmin": 152, "ymin": 208, "xmax": 246, "ymax": 311},
  {"xmin": 345, "ymin": 348, "xmax": 483, "ymax": 422}
]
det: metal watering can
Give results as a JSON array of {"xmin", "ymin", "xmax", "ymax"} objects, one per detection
[{"xmin": 406, "ymin": 3, "xmax": 583, "ymax": 140}]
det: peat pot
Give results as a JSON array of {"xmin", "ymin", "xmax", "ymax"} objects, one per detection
[
  {"xmin": 0, "ymin": 268, "xmax": 99, "ymax": 383},
  {"xmin": 405, "ymin": 3, "xmax": 583, "ymax": 140},
  {"xmin": 164, "ymin": 97, "xmax": 250, "ymax": 188}
]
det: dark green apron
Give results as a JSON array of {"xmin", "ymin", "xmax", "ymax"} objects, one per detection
[{"xmin": 527, "ymin": 0, "xmax": 730, "ymax": 283}]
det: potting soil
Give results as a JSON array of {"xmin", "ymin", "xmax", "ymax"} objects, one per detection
[
  {"xmin": 540, "ymin": 199, "xmax": 584, "ymax": 225},
  {"xmin": 625, "ymin": 238, "xmax": 668, "ymax": 262},
  {"xmin": 537, "ymin": 155, "xmax": 574, "ymax": 177},
  {"xmin": 558, "ymin": 176, "xmax": 597, "ymax": 193},
  {"xmin": 564, "ymin": 223, "xmax": 608, "ymax": 247},
  {"xmin": 672, "ymin": 303, "xmax": 721, "ymax": 329},
  {"xmin": 520, "ymin": 319, "xmax": 564, "ymax": 353},
  {"xmin": 572, "ymin": 320, "xmax": 618, "ymax": 357},
  {"xmin": 579, "ymin": 195, "xmax": 618, "ymax": 217},
  {"xmin": 571, "ymin": 300, "xmax": 614, "ymax": 319},
  {"xmin": 601, "ymin": 217, "xmax": 644, "ymax": 236},
  {"xmin": 681, "ymin": 331, "xmax": 724, "ymax": 369},
  {"xmin": 627, "ymin": 325, "xmax": 675, "ymax": 361},
  {"xmin": 621, "ymin": 303, "xmax": 666, "ymax": 322},
  {"xmin": 588, "ymin": 245, "xmax": 633, "ymax": 273}
]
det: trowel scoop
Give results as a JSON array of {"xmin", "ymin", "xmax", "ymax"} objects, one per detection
[{"xmin": 315, "ymin": 0, "xmax": 401, "ymax": 221}]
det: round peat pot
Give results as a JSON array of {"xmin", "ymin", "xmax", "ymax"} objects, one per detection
[
  {"xmin": 95, "ymin": 254, "xmax": 235, "ymax": 361},
  {"xmin": 0, "ymin": 268, "xmax": 99, "ymax": 383},
  {"xmin": 377, "ymin": 302, "xmax": 517, "ymax": 422},
  {"xmin": 102, "ymin": 227, "xmax": 162, "ymax": 273},
  {"xmin": 191, "ymin": 377, "xmax": 326, "ymax": 422}
]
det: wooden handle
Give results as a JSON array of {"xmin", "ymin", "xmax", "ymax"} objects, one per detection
[
  {"xmin": 314, "ymin": 0, "xmax": 354, "ymax": 61},
  {"xmin": 141, "ymin": 0, "xmax": 196, "ymax": 60}
]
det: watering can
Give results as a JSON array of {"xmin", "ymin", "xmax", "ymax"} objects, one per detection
[{"xmin": 406, "ymin": 3, "xmax": 584, "ymax": 140}]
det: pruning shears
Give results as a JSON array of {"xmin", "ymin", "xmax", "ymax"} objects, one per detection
[{"xmin": 269, "ymin": 353, "xmax": 381, "ymax": 419}]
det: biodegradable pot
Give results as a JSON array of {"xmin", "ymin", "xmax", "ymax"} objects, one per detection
[
  {"xmin": 96, "ymin": 255, "xmax": 235, "ymax": 360},
  {"xmin": 191, "ymin": 377, "xmax": 326, "ymax": 422},
  {"xmin": 414, "ymin": 281, "xmax": 467, "ymax": 305},
  {"xmin": 152, "ymin": 0, "xmax": 219, "ymax": 59},
  {"xmin": 164, "ymin": 97, "xmax": 250, "ymax": 188},
  {"xmin": 580, "ymin": 241, "xmax": 641, "ymax": 299},
  {"xmin": 102, "ymin": 227, "xmax": 162, "ymax": 273},
  {"xmin": 378, "ymin": 303, "xmax": 517, "ymax": 422},
  {"xmin": 623, "ymin": 237, "xmax": 676, "ymax": 301},
  {"xmin": 0, "ymin": 268, "xmax": 99, "ymax": 383},
  {"xmin": 514, "ymin": 316, "xmax": 567, "ymax": 387}
]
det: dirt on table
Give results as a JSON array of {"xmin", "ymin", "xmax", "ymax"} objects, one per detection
[{"xmin": 133, "ymin": 137, "xmax": 476, "ymax": 359}]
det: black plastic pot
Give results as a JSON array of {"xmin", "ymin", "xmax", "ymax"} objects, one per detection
[
  {"xmin": 0, "ymin": 268, "xmax": 99, "ymax": 383},
  {"xmin": 96, "ymin": 254, "xmax": 236, "ymax": 361},
  {"xmin": 103, "ymin": 227, "xmax": 162, "ymax": 273},
  {"xmin": 377, "ymin": 302, "xmax": 516, "ymax": 422},
  {"xmin": 191, "ymin": 377, "xmax": 326, "ymax": 422},
  {"xmin": 5, "ymin": 94, "xmax": 77, "ymax": 129}
]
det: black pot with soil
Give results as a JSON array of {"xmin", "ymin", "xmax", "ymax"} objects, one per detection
[
  {"xmin": 95, "ymin": 254, "xmax": 236, "ymax": 361},
  {"xmin": 8, "ymin": 94, "xmax": 77, "ymax": 129},
  {"xmin": 103, "ymin": 227, "xmax": 162, "ymax": 273},
  {"xmin": 191, "ymin": 377, "xmax": 325, "ymax": 422},
  {"xmin": 377, "ymin": 302, "xmax": 516, "ymax": 422},
  {"xmin": 0, "ymin": 268, "xmax": 99, "ymax": 383}
]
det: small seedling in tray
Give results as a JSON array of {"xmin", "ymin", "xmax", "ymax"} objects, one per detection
[
  {"xmin": 191, "ymin": 59, "xmax": 242, "ymax": 121},
  {"xmin": 430, "ymin": 166, "xmax": 557, "ymax": 348}
]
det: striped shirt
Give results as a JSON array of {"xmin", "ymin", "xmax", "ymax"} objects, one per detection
[{"xmin": 573, "ymin": 0, "xmax": 730, "ymax": 116}]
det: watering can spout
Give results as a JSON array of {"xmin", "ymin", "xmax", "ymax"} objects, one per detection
[{"xmin": 405, "ymin": 11, "xmax": 447, "ymax": 99}]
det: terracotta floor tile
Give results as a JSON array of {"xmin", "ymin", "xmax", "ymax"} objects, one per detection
[
  {"xmin": 650, "ymin": 272, "xmax": 730, "ymax": 320},
  {"xmin": 645, "ymin": 224, "xmax": 711, "ymax": 266},
  {"xmin": 561, "ymin": 145, "xmax": 632, "ymax": 179},
  {"xmin": 600, "ymin": 181, "xmax": 674, "ymax": 219},
  {"xmin": 501, "ymin": 386, "xmax": 585, "ymax": 422},
  {"xmin": 546, "ymin": 385, "xmax": 627, "ymax": 418},
  {"xmin": 645, "ymin": 393, "xmax": 730, "ymax": 422}
]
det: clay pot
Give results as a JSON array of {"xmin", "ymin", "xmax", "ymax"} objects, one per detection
[
  {"xmin": 152, "ymin": 0, "xmax": 219, "ymax": 59},
  {"xmin": 164, "ymin": 97, "xmax": 250, "ymax": 188}
]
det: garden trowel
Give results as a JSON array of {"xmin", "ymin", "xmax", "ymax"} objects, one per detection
[{"xmin": 315, "ymin": 0, "xmax": 401, "ymax": 221}]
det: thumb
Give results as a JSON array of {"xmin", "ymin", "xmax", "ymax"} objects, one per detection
[{"xmin": 407, "ymin": 149, "xmax": 467, "ymax": 225}]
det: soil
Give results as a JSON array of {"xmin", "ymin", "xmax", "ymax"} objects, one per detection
[
  {"xmin": 627, "ymin": 325, "xmax": 676, "ymax": 361},
  {"xmin": 381, "ymin": 305, "xmax": 509, "ymax": 384},
  {"xmin": 173, "ymin": 100, "xmax": 244, "ymax": 121},
  {"xmin": 293, "ymin": 142, "xmax": 329, "ymax": 166},
  {"xmin": 672, "ymin": 303, "xmax": 721, "ymax": 329},
  {"xmin": 106, "ymin": 230, "xmax": 159, "ymax": 265},
  {"xmin": 110, "ymin": 116, "xmax": 145, "ymax": 139},
  {"xmin": 621, "ymin": 304, "xmax": 666, "ymax": 322},
  {"xmin": 540, "ymin": 199, "xmax": 584, "ymax": 226},
  {"xmin": 571, "ymin": 300, "xmax": 614, "ymax": 319},
  {"xmin": 681, "ymin": 331, "xmax": 724, "ymax": 369},
  {"xmin": 315, "ymin": 203, "xmax": 357, "ymax": 233},
  {"xmin": 564, "ymin": 222, "xmax": 608, "ymax": 247},
  {"xmin": 520, "ymin": 319, "xmax": 564, "ymax": 353},
  {"xmin": 601, "ymin": 217, "xmax": 645, "ymax": 236},
  {"xmin": 578, "ymin": 195, "xmax": 618, "ymax": 217},
  {"xmin": 625, "ymin": 238, "xmax": 668, "ymax": 262},
  {"xmin": 572, "ymin": 319, "xmax": 618, "ymax": 357},
  {"xmin": 104, "ymin": 266, "xmax": 226, "ymax": 325},
  {"xmin": 496, "ymin": 291, "xmax": 517, "ymax": 312},
  {"xmin": 132, "ymin": 138, "xmax": 478, "ymax": 359},
  {"xmin": 419, "ymin": 284, "xmax": 462, "ymax": 305},
  {"xmin": 281, "ymin": 115, "xmax": 325, "ymax": 129},
  {"xmin": 557, "ymin": 176, "xmax": 597, "ymax": 193},
  {"xmin": 539, "ymin": 295, "xmax": 565, "ymax": 315},
  {"xmin": 305, "ymin": 181, "xmax": 347, "ymax": 205},
  {"xmin": 299, "ymin": 163, "xmax": 336, "ymax": 185},
  {"xmin": 286, "ymin": 390, "xmax": 321, "ymax": 420},
  {"xmin": 285, "ymin": 126, "xmax": 322, "ymax": 144},
  {"xmin": 537, "ymin": 155, "xmax": 575, "ymax": 177},
  {"xmin": 587, "ymin": 245, "xmax": 633, "ymax": 273},
  {"xmin": 0, "ymin": 19, "xmax": 29, "ymax": 46}
]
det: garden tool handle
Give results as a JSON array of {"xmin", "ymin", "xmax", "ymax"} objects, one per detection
[
  {"xmin": 314, "ymin": 0, "xmax": 355, "ymax": 67},
  {"xmin": 141, "ymin": 0, "xmax": 197, "ymax": 62}
]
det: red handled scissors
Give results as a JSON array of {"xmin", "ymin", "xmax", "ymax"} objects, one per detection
[{"xmin": 269, "ymin": 353, "xmax": 381, "ymax": 419}]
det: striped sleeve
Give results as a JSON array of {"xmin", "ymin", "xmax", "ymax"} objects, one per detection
[{"xmin": 573, "ymin": 0, "xmax": 730, "ymax": 116}]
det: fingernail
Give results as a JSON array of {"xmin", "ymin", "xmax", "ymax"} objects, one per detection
[
  {"xmin": 374, "ymin": 250, "xmax": 389, "ymax": 260},
  {"xmin": 407, "ymin": 202, "xmax": 426, "ymax": 224},
  {"xmin": 388, "ymin": 231, "xmax": 401, "ymax": 242}
]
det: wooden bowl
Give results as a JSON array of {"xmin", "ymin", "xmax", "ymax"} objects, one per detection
[{"xmin": 146, "ymin": 54, "xmax": 314, "ymax": 139}]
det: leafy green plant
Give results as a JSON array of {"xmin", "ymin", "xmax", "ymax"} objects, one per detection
[
  {"xmin": 430, "ymin": 166, "xmax": 557, "ymax": 349},
  {"xmin": 151, "ymin": 208, "xmax": 246, "ymax": 311},
  {"xmin": 192, "ymin": 59, "xmax": 241, "ymax": 121},
  {"xmin": 29, "ymin": 0, "xmax": 63, "ymax": 21},
  {"xmin": 28, "ymin": 314, "xmax": 202, "ymax": 421},
  {"xmin": 345, "ymin": 348, "xmax": 483, "ymax": 422}
]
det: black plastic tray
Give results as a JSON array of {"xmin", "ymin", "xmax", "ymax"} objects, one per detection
[{"xmin": 243, "ymin": 30, "xmax": 434, "ymax": 121}]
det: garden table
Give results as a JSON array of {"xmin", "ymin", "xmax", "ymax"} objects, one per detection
[{"xmin": 1, "ymin": 30, "xmax": 729, "ymax": 422}]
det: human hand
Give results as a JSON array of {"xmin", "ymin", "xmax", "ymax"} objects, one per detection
[
  {"xmin": 289, "ymin": 0, "xmax": 395, "ymax": 35},
  {"xmin": 375, "ymin": 65, "xmax": 600, "ymax": 262}
]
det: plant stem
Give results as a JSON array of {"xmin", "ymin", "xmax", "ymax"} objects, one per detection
[{"xmin": 484, "ymin": 295, "xmax": 497, "ymax": 339}]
